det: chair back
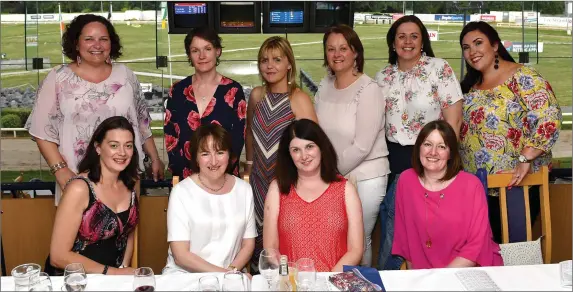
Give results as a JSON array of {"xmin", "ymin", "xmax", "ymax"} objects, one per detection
[{"xmin": 486, "ymin": 166, "xmax": 551, "ymax": 264}]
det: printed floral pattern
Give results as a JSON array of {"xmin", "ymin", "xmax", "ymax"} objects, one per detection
[
  {"xmin": 164, "ymin": 75, "xmax": 246, "ymax": 178},
  {"xmin": 24, "ymin": 64, "xmax": 152, "ymax": 204},
  {"xmin": 460, "ymin": 66, "xmax": 562, "ymax": 175},
  {"xmin": 375, "ymin": 55, "xmax": 463, "ymax": 145}
]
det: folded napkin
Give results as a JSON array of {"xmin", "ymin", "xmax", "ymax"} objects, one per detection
[{"xmin": 343, "ymin": 265, "xmax": 385, "ymax": 291}]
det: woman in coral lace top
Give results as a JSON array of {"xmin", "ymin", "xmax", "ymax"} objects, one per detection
[{"xmin": 263, "ymin": 119, "xmax": 364, "ymax": 272}]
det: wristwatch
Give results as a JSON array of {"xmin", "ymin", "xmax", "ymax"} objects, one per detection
[{"xmin": 518, "ymin": 154, "xmax": 533, "ymax": 163}]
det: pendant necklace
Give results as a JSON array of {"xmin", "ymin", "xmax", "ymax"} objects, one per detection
[{"xmin": 424, "ymin": 192, "xmax": 444, "ymax": 248}]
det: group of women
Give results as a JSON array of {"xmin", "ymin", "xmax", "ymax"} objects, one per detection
[{"xmin": 26, "ymin": 13, "xmax": 561, "ymax": 276}]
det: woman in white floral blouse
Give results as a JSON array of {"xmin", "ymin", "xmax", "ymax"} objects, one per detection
[
  {"xmin": 25, "ymin": 14, "xmax": 164, "ymax": 205},
  {"xmin": 374, "ymin": 15, "xmax": 463, "ymax": 270}
]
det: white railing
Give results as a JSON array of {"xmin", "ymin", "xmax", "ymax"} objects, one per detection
[
  {"xmin": 1, "ymin": 128, "xmax": 27, "ymax": 137},
  {"xmin": 3, "ymin": 114, "xmax": 573, "ymax": 138}
]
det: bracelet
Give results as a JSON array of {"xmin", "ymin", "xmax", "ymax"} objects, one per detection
[
  {"xmin": 102, "ymin": 265, "xmax": 109, "ymax": 275},
  {"xmin": 245, "ymin": 161, "xmax": 253, "ymax": 165},
  {"xmin": 228, "ymin": 265, "xmax": 237, "ymax": 271},
  {"xmin": 49, "ymin": 161, "xmax": 68, "ymax": 174}
]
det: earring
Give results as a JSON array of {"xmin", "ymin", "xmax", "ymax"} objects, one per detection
[
  {"xmin": 494, "ymin": 54, "xmax": 499, "ymax": 70},
  {"xmin": 77, "ymin": 55, "xmax": 81, "ymax": 65},
  {"xmin": 105, "ymin": 56, "xmax": 111, "ymax": 64},
  {"xmin": 287, "ymin": 68, "xmax": 292, "ymax": 85}
]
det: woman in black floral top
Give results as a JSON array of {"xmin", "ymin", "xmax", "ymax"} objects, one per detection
[{"xmin": 164, "ymin": 27, "xmax": 246, "ymax": 178}]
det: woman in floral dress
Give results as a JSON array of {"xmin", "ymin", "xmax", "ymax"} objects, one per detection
[
  {"xmin": 164, "ymin": 27, "xmax": 246, "ymax": 179},
  {"xmin": 459, "ymin": 21, "xmax": 561, "ymax": 242},
  {"xmin": 26, "ymin": 14, "xmax": 163, "ymax": 206},
  {"xmin": 374, "ymin": 15, "xmax": 463, "ymax": 269}
]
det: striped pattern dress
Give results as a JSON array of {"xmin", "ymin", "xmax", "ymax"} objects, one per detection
[{"xmin": 250, "ymin": 92, "xmax": 295, "ymax": 271}]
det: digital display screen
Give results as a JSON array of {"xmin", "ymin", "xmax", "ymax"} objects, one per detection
[
  {"xmin": 268, "ymin": 2, "xmax": 305, "ymax": 27},
  {"xmin": 172, "ymin": 2, "xmax": 209, "ymax": 29},
  {"xmin": 174, "ymin": 3, "xmax": 207, "ymax": 15},
  {"xmin": 219, "ymin": 2, "xmax": 255, "ymax": 28},
  {"xmin": 314, "ymin": 2, "xmax": 351, "ymax": 27},
  {"xmin": 270, "ymin": 10, "xmax": 304, "ymax": 24}
]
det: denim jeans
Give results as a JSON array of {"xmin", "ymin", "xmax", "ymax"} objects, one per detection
[{"xmin": 377, "ymin": 173, "xmax": 404, "ymax": 270}]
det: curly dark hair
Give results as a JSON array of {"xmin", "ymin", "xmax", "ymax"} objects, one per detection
[{"xmin": 62, "ymin": 14, "xmax": 122, "ymax": 61}]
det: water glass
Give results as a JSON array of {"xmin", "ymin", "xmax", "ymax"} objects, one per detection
[
  {"xmin": 258, "ymin": 248, "xmax": 280, "ymax": 288},
  {"xmin": 288, "ymin": 262, "xmax": 298, "ymax": 291},
  {"xmin": 199, "ymin": 275, "xmax": 220, "ymax": 291},
  {"xmin": 295, "ymin": 258, "xmax": 316, "ymax": 291},
  {"xmin": 133, "ymin": 267, "xmax": 155, "ymax": 291},
  {"xmin": 63, "ymin": 263, "xmax": 87, "ymax": 292},
  {"xmin": 222, "ymin": 271, "xmax": 245, "ymax": 291},
  {"xmin": 11, "ymin": 263, "xmax": 41, "ymax": 291},
  {"xmin": 28, "ymin": 272, "xmax": 53, "ymax": 291}
]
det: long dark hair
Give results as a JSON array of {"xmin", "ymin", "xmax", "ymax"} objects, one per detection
[
  {"xmin": 386, "ymin": 15, "xmax": 435, "ymax": 65},
  {"xmin": 77, "ymin": 116, "xmax": 140, "ymax": 190},
  {"xmin": 459, "ymin": 21, "xmax": 516, "ymax": 93},
  {"xmin": 276, "ymin": 119, "xmax": 341, "ymax": 194}
]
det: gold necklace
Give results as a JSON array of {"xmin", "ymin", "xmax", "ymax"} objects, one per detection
[
  {"xmin": 424, "ymin": 192, "xmax": 444, "ymax": 248},
  {"xmin": 198, "ymin": 173, "xmax": 227, "ymax": 192}
]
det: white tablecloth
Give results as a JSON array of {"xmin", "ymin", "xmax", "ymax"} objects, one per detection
[
  {"xmin": 1, "ymin": 272, "xmax": 250, "ymax": 291},
  {"xmin": 251, "ymin": 264, "xmax": 569, "ymax": 291},
  {"xmin": 1, "ymin": 264, "xmax": 568, "ymax": 291}
]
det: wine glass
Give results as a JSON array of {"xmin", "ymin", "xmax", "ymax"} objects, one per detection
[
  {"xmin": 133, "ymin": 267, "xmax": 155, "ymax": 291},
  {"xmin": 295, "ymin": 258, "xmax": 316, "ymax": 291},
  {"xmin": 222, "ymin": 270, "xmax": 245, "ymax": 291},
  {"xmin": 28, "ymin": 272, "xmax": 53, "ymax": 291},
  {"xmin": 199, "ymin": 275, "xmax": 220, "ymax": 291},
  {"xmin": 63, "ymin": 263, "xmax": 87, "ymax": 292},
  {"xmin": 258, "ymin": 248, "xmax": 280, "ymax": 289}
]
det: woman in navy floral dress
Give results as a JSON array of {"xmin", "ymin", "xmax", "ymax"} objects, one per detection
[{"xmin": 164, "ymin": 27, "xmax": 246, "ymax": 178}]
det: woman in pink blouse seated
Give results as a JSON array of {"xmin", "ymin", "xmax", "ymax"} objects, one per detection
[{"xmin": 392, "ymin": 120, "xmax": 503, "ymax": 269}]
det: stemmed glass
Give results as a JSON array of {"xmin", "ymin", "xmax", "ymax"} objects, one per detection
[
  {"xmin": 133, "ymin": 267, "xmax": 155, "ymax": 291},
  {"xmin": 63, "ymin": 263, "xmax": 87, "ymax": 292},
  {"xmin": 28, "ymin": 272, "xmax": 53, "ymax": 291},
  {"xmin": 296, "ymin": 258, "xmax": 316, "ymax": 291},
  {"xmin": 199, "ymin": 275, "xmax": 221, "ymax": 291},
  {"xmin": 258, "ymin": 248, "xmax": 280, "ymax": 289},
  {"xmin": 222, "ymin": 270, "xmax": 245, "ymax": 291}
]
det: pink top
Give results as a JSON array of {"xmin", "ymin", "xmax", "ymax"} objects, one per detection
[
  {"xmin": 278, "ymin": 177, "xmax": 348, "ymax": 272},
  {"xmin": 392, "ymin": 169, "xmax": 503, "ymax": 269}
]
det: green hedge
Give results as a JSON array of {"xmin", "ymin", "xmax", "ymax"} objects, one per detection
[
  {"xmin": 1, "ymin": 114, "xmax": 22, "ymax": 128},
  {"xmin": 1, "ymin": 108, "xmax": 32, "ymax": 127}
]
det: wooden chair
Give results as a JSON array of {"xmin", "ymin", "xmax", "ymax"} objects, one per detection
[
  {"xmin": 131, "ymin": 181, "xmax": 143, "ymax": 269},
  {"xmin": 486, "ymin": 166, "xmax": 551, "ymax": 264}
]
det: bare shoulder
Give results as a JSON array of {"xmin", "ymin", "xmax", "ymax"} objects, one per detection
[
  {"xmin": 291, "ymin": 88, "xmax": 312, "ymax": 103},
  {"xmin": 61, "ymin": 178, "xmax": 90, "ymax": 207},
  {"xmin": 249, "ymin": 86, "xmax": 265, "ymax": 104}
]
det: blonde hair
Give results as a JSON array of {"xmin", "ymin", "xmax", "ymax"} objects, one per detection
[{"xmin": 257, "ymin": 36, "xmax": 298, "ymax": 96}]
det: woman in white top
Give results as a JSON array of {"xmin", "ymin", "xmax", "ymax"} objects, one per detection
[
  {"xmin": 314, "ymin": 24, "xmax": 389, "ymax": 267},
  {"xmin": 374, "ymin": 15, "xmax": 463, "ymax": 270},
  {"xmin": 163, "ymin": 124, "xmax": 256, "ymax": 274}
]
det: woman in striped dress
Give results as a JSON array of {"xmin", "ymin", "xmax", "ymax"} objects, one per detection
[{"xmin": 245, "ymin": 36, "xmax": 317, "ymax": 272}]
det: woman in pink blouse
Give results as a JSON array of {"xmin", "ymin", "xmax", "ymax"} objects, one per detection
[
  {"xmin": 25, "ymin": 14, "xmax": 164, "ymax": 205},
  {"xmin": 375, "ymin": 15, "xmax": 463, "ymax": 270},
  {"xmin": 392, "ymin": 120, "xmax": 503, "ymax": 269}
]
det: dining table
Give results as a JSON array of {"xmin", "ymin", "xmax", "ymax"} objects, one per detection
[{"xmin": 1, "ymin": 263, "xmax": 569, "ymax": 291}]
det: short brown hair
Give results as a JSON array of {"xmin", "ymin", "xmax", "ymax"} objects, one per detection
[
  {"xmin": 189, "ymin": 124, "xmax": 234, "ymax": 174},
  {"xmin": 322, "ymin": 24, "xmax": 364, "ymax": 75},
  {"xmin": 411, "ymin": 120, "xmax": 462, "ymax": 181}
]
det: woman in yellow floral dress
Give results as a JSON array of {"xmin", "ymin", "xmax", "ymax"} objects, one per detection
[{"xmin": 459, "ymin": 21, "xmax": 562, "ymax": 242}]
